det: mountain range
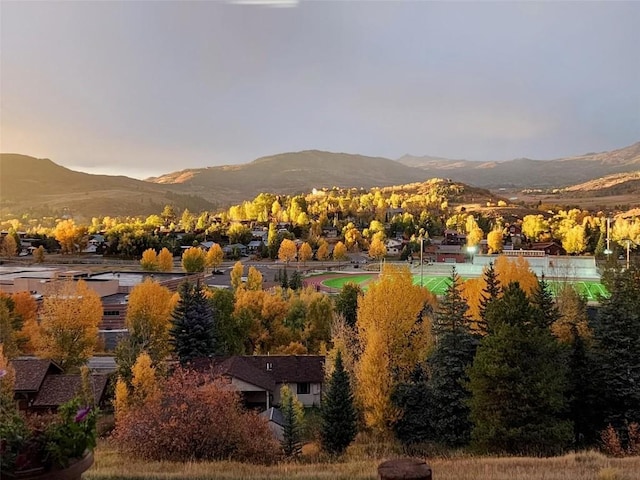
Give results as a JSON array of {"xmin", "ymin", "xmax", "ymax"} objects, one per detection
[{"xmin": 1, "ymin": 142, "xmax": 639, "ymax": 219}]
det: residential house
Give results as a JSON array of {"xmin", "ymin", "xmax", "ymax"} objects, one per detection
[
  {"xmin": 11, "ymin": 358, "xmax": 109, "ymax": 412},
  {"xmin": 384, "ymin": 238, "xmax": 404, "ymax": 256},
  {"xmin": 195, "ymin": 355, "xmax": 325, "ymax": 410}
]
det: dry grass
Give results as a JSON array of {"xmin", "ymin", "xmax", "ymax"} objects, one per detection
[{"xmin": 85, "ymin": 442, "xmax": 640, "ymax": 480}]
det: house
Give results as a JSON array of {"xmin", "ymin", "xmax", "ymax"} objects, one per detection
[
  {"xmin": 247, "ymin": 240, "xmax": 264, "ymax": 254},
  {"xmin": 11, "ymin": 358, "xmax": 110, "ymax": 412},
  {"xmin": 531, "ymin": 241, "xmax": 566, "ymax": 256},
  {"xmin": 384, "ymin": 238, "xmax": 404, "ymax": 256},
  {"xmin": 321, "ymin": 227, "xmax": 339, "ymax": 239},
  {"xmin": 195, "ymin": 355, "xmax": 325, "ymax": 410},
  {"xmin": 223, "ymin": 243, "xmax": 248, "ymax": 257}
]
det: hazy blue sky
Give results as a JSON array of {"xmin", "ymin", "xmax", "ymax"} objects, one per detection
[{"xmin": 1, "ymin": 1, "xmax": 638, "ymax": 179}]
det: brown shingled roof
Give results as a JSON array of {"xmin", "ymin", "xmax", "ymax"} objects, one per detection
[
  {"xmin": 11, "ymin": 359, "xmax": 63, "ymax": 392},
  {"xmin": 245, "ymin": 356, "xmax": 325, "ymax": 384},
  {"xmin": 32, "ymin": 374, "xmax": 109, "ymax": 408}
]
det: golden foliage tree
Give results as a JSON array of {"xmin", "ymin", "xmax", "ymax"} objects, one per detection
[
  {"xmin": 333, "ymin": 241, "xmax": 348, "ymax": 262},
  {"xmin": 230, "ymin": 261, "xmax": 244, "ymax": 290},
  {"xmin": 355, "ymin": 265, "xmax": 437, "ymax": 434},
  {"xmin": 36, "ymin": 280, "xmax": 102, "ymax": 372},
  {"xmin": 181, "ymin": 247, "xmax": 206, "ymax": 273},
  {"xmin": 13, "ymin": 291, "xmax": 39, "ymax": 354},
  {"xmin": 493, "ymin": 256, "xmax": 538, "ymax": 295},
  {"xmin": 1, "ymin": 235, "xmax": 17, "ymax": 257},
  {"xmin": 0, "ymin": 345, "xmax": 16, "ymax": 411},
  {"xmin": 487, "ymin": 229, "xmax": 503, "ymax": 254},
  {"xmin": 246, "ymin": 266, "xmax": 263, "ymax": 291},
  {"xmin": 278, "ymin": 239, "xmax": 297, "ymax": 266},
  {"xmin": 368, "ymin": 237, "xmax": 387, "ymax": 263},
  {"xmin": 466, "ymin": 216, "xmax": 484, "ymax": 247},
  {"xmin": 53, "ymin": 219, "xmax": 87, "ymax": 254},
  {"xmin": 562, "ymin": 225, "xmax": 586, "ymax": 255},
  {"xmin": 125, "ymin": 279, "xmax": 175, "ymax": 365},
  {"xmin": 114, "ymin": 377, "xmax": 130, "ymax": 418},
  {"xmin": 140, "ymin": 248, "xmax": 158, "ymax": 271},
  {"xmin": 157, "ymin": 247, "xmax": 174, "ymax": 272},
  {"xmin": 205, "ymin": 244, "xmax": 224, "ymax": 272},
  {"xmin": 234, "ymin": 288, "xmax": 290, "ymax": 353},
  {"xmin": 298, "ymin": 242, "xmax": 313, "ymax": 266},
  {"xmin": 316, "ymin": 240, "xmax": 329, "ymax": 262},
  {"xmin": 131, "ymin": 351, "xmax": 160, "ymax": 406},
  {"xmin": 33, "ymin": 245, "xmax": 45, "ymax": 263},
  {"xmin": 552, "ymin": 285, "xmax": 592, "ymax": 343}
]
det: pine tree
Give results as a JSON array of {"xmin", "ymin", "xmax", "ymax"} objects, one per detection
[
  {"xmin": 468, "ymin": 282, "xmax": 572, "ymax": 455},
  {"xmin": 333, "ymin": 282, "xmax": 362, "ymax": 329},
  {"xmin": 280, "ymin": 385, "xmax": 303, "ymax": 457},
  {"xmin": 169, "ymin": 281, "xmax": 217, "ymax": 365},
  {"xmin": 478, "ymin": 262, "xmax": 501, "ymax": 334},
  {"xmin": 392, "ymin": 364, "xmax": 432, "ymax": 445},
  {"xmin": 591, "ymin": 266, "xmax": 640, "ymax": 434},
  {"xmin": 320, "ymin": 351, "xmax": 357, "ymax": 455},
  {"xmin": 530, "ymin": 275, "xmax": 560, "ymax": 329},
  {"xmin": 426, "ymin": 267, "xmax": 478, "ymax": 446}
]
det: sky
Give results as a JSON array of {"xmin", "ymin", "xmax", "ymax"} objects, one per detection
[{"xmin": 1, "ymin": 1, "xmax": 639, "ymax": 179}]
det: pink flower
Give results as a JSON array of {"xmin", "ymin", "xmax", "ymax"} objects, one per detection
[{"xmin": 75, "ymin": 406, "xmax": 91, "ymax": 423}]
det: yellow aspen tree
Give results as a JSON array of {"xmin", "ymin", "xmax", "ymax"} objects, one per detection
[
  {"xmin": 316, "ymin": 240, "xmax": 329, "ymax": 262},
  {"xmin": 131, "ymin": 351, "xmax": 159, "ymax": 406},
  {"xmin": 33, "ymin": 245, "xmax": 45, "ymax": 263},
  {"xmin": 181, "ymin": 246, "xmax": 206, "ymax": 273},
  {"xmin": 53, "ymin": 219, "xmax": 87, "ymax": 254},
  {"xmin": 125, "ymin": 279, "xmax": 174, "ymax": 364},
  {"xmin": 157, "ymin": 247, "xmax": 174, "ymax": 272},
  {"xmin": 12, "ymin": 291, "xmax": 39, "ymax": 354},
  {"xmin": 113, "ymin": 376, "xmax": 131, "ymax": 418},
  {"xmin": 562, "ymin": 225, "xmax": 586, "ymax": 255},
  {"xmin": 333, "ymin": 241, "xmax": 348, "ymax": 262},
  {"xmin": 355, "ymin": 265, "xmax": 437, "ymax": 434},
  {"xmin": 493, "ymin": 256, "xmax": 537, "ymax": 295},
  {"xmin": 278, "ymin": 239, "xmax": 297, "ymax": 266},
  {"xmin": 36, "ymin": 280, "xmax": 102, "ymax": 372},
  {"xmin": 298, "ymin": 242, "xmax": 313, "ymax": 266},
  {"xmin": 1, "ymin": 235, "xmax": 17, "ymax": 257},
  {"xmin": 140, "ymin": 248, "xmax": 158, "ymax": 271},
  {"xmin": 461, "ymin": 277, "xmax": 485, "ymax": 322},
  {"xmin": 368, "ymin": 237, "xmax": 387, "ymax": 272},
  {"xmin": 230, "ymin": 261, "xmax": 244, "ymax": 290},
  {"xmin": 466, "ymin": 216, "xmax": 484, "ymax": 248},
  {"xmin": 205, "ymin": 243, "xmax": 224, "ymax": 272},
  {"xmin": 487, "ymin": 229, "xmax": 503, "ymax": 254},
  {"xmin": 246, "ymin": 266, "xmax": 263, "ymax": 291}
]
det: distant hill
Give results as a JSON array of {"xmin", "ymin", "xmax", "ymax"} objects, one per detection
[
  {"xmin": 562, "ymin": 171, "xmax": 640, "ymax": 197},
  {"xmin": 147, "ymin": 150, "xmax": 432, "ymax": 204},
  {"xmin": 0, "ymin": 154, "xmax": 214, "ymax": 219},
  {"xmin": 397, "ymin": 142, "xmax": 640, "ymax": 188}
]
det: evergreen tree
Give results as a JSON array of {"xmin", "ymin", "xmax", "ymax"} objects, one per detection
[
  {"xmin": 320, "ymin": 351, "xmax": 357, "ymax": 455},
  {"xmin": 530, "ymin": 275, "xmax": 560, "ymax": 329},
  {"xmin": 591, "ymin": 266, "xmax": 640, "ymax": 434},
  {"xmin": 280, "ymin": 386, "xmax": 303, "ymax": 457},
  {"xmin": 392, "ymin": 364, "xmax": 432, "ymax": 446},
  {"xmin": 478, "ymin": 262, "xmax": 501, "ymax": 334},
  {"xmin": 289, "ymin": 271, "xmax": 303, "ymax": 290},
  {"xmin": 426, "ymin": 267, "xmax": 478, "ymax": 446},
  {"xmin": 468, "ymin": 282, "xmax": 572, "ymax": 455},
  {"xmin": 333, "ymin": 282, "xmax": 362, "ymax": 329},
  {"xmin": 169, "ymin": 281, "xmax": 218, "ymax": 365}
]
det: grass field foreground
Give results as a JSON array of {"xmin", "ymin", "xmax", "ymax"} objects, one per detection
[{"xmin": 86, "ymin": 443, "xmax": 640, "ymax": 480}]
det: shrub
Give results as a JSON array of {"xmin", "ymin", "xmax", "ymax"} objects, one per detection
[{"xmin": 112, "ymin": 368, "xmax": 279, "ymax": 464}]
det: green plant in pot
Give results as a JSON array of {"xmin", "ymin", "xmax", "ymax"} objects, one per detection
[{"xmin": 0, "ymin": 367, "xmax": 98, "ymax": 479}]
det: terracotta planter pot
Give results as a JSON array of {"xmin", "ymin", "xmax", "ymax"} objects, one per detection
[{"xmin": 5, "ymin": 451, "xmax": 94, "ymax": 480}]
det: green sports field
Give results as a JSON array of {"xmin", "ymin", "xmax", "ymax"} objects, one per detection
[{"xmin": 320, "ymin": 274, "xmax": 608, "ymax": 300}]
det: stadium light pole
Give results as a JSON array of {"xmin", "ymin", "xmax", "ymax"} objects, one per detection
[
  {"xmin": 604, "ymin": 217, "xmax": 613, "ymax": 256},
  {"xmin": 419, "ymin": 228, "xmax": 425, "ymax": 287},
  {"xmin": 466, "ymin": 244, "xmax": 477, "ymax": 264}
]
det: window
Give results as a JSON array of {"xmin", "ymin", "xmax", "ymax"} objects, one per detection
[
  {"xmin": 266, "ymin": 362, "xmax": 273, "ymax": 371},
  {"xmin": 297, "ymin": 382, "xmax": 310, "ymax": 395},
  {"xmin": 103, "ymin": 310, "xmax": 121, "ymax": 316}
]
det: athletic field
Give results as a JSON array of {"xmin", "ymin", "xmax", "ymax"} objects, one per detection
[{"xmin": 318, "ymin": 274, "xmax": 608, "ymax": 300}]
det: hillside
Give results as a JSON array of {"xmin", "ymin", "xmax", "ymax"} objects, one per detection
[
  {"xmin": 562, "ymin": 171, "xmax": 640, "ymax": 196},
  {"xmin": 148, "ymin": 150, "xmax": 432, "ymax": 204},
  {"xmin": 0, "ymin": 154, "xmax": 214, "ymax": 219},
  {"xmin": 397, "ymin": 142, "xmax": 640, "ymax": 188}
]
